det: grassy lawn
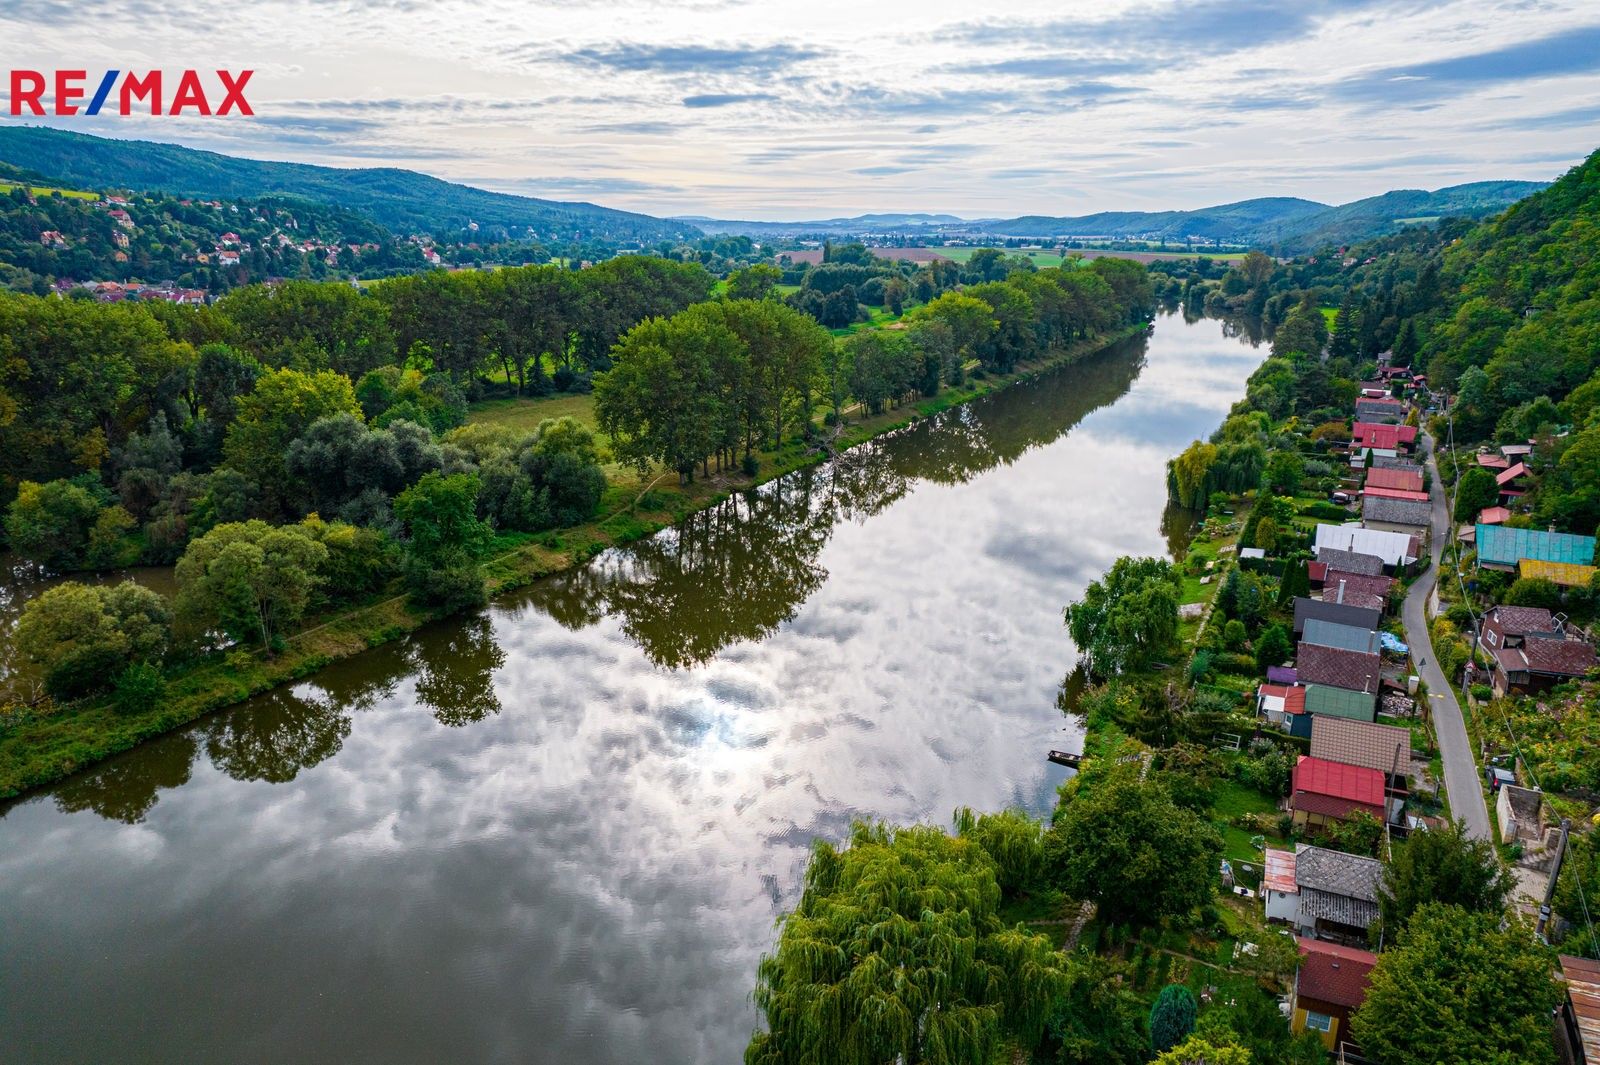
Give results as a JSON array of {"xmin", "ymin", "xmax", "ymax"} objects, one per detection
[
  {"xmin": 830, "ymin": 304, "xmax": 902, "ymax": 336},
  {"xmin": 469, "ymin": 391, "xmax": 599, "ymax": 434},
  {"xmin": 1, "ymin": 181, "xmax": 96, "ymax": 200},
  {"xmin": 1212, "ymin": 779, "xmax": 1285, "ymax": 863},
  {"xmin": 1320, "ymin": 307, "xmax": 1338, "ymax": 327}
]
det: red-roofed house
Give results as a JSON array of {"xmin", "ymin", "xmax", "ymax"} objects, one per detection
[
  {"xmin": 1257, "ymin": 684, "xmax": 1307, "ymax": 726},
  {"xmin": 1477, "ymin": 452, "xmax": 1511, "ymax": 470},
  {"xmin": 1364, "ymin": 466, "xmax": 1424, "ymax": 493},
  {"xmin": 1291, "ymin": 755, "xmax": 1385, "ymax": 832},
  {"xmin": 1292, "ymin": 938, "xmax": 1377, "ymax": 1050},
  {"xmin": 1362, "ymin": 484, "xmax": 1430, "ymax": 502},
  {"xmin": 1478, "ymin": 506, "xmax": 1510, "ymax": 525},
  {"xmin": 1351, "ymin": 422, "xmax": 1417, "ymax": 450},
  {"xmin": 1498, "ymin": 461, "xmax": 1529, "ymax": 503}
]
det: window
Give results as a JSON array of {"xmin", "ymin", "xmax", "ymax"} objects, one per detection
[{"xmin": 1304, "ymin": 1011, "xmax": 1333, "ymax": 1033}]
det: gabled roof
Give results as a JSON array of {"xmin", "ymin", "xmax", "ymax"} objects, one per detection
[
  {"xmin": 1518, "ymin": 639, "xmax": 1597, "ymax": 678},
  {"xmin": 1371, "ymin": 455, "xmax": 1422, "ymax": 473},
  {"xmin": 1520, "ymin": 558, "xmax": 1599, "ymax": 588},
  {"xmin": 1301, "ymin": 619, "xmax": 1380, "ymax": 655},
  {"xmin": 1496, "ymin": 462, "xmax": 1529, "ymax": 486},
  {"xmin": 1322, "ymin": 571, "xmax": 1394, "ymax": 603},
  {"xmin": 1298, "ymin": 937, "xmax": 1377, "ymax": 1008},
  {"xmin": 1560, "ymin": 955, "xmax": 1600, "ymax": 1064},
  {"xmin": 1477, "ymin": 452, "xmax": 1511, "ymax": 470},
  {"xmin": 1303, "ymin": 684, "xmax": 1377, "ymax": 721},
  {"xmin": 1295, "ymin": 597, "xmax": 1383, "ymax": 636},
  {"xmin": 1364, "ymin": 466, "xmax": 1424, "ymax": 492},
  {"xmin": 1478, "ymin": 506, "xmax": 1510, "ymax": 525},
  {"xmin": 1363, "ymin": 494, "xmax": 1432, "ymax": 528},
  {"xmin": 1487, "ymin": 605, "xmax": 1556, "ymax": 635},
  {"xmin": 1475, "ymin": 524, "xmax": 1597, "ymax": 567},
  {"xmin": 1295, "ymin": 844, "xmax": 1383, "ymax": 901},
  {"xmin": 1351, "ymin": 422, "xmax": 1416, "ymax": 448},
  {"xmin": 1314, "ymin": 524, "xmax": 1416, "ymax": 567},
  {"xmin": 1297, "ymin": 644, "xmax": 1382, "ymax": 694},
  {"xmin": 1310, "ymin": 716, "xmax": 1411, "ymax": 774},
  {"xmin": 1294, "ymin": 756, "xmax": 1386, "ymax": 810},
  {"xmin": 1313, "ymin": 547, "xmax": 1385, "ymax": 576},
  {"xmin": 1363, "ymin": 485, "xmax": 1430, "ymax": 502}
]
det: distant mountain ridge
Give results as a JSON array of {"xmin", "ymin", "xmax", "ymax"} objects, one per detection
[
  {"xmin": 0, "ymin": 126, "xmax": 698, "ymax": 244},
  {"xmin": 691, "ymin": 184, "xmax": 1547, "ymax": 251}
]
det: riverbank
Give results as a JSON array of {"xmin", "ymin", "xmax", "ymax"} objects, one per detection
[{"xmin": 0, "ymin": 322, "xmax": 1148, "ymax": 801}]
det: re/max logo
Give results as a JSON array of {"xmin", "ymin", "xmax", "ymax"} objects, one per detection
[{"xmin": 8, "ymin": 70, "xmax": 254, "ymax": 116}]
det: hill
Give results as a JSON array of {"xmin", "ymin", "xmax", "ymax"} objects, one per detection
[
  {"xmin": 1253, "ymin": 181, "xmax": 1549, "ymax": 250},
  {"xmin": 0, "ymin": 126, "xmax": 699, "ymax": 244}
]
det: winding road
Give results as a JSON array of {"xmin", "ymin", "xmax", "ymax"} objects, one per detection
[{"xmin": 1401, "ymin": 429, "xmax": 1491, "ymax": 840}]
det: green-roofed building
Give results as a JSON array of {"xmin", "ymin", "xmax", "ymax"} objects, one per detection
[
  {"xmin": 1301, "ymin": 618, "xmax": 1381, "ymax": 655},
  {"xmin": 1304, "ymin": 684, "xmax": 1377, "ymax": 722},
  {"xmin": 1475, "ymin": 524, "xmax": 1597, "ymax": 571}
]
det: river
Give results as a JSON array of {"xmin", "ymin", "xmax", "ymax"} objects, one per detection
[{"xmin": 0, "ymin": 309, "xmax": 1263, "ymax": 1065}]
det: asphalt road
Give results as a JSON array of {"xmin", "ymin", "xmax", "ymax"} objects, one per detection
[{"xmin": 1401, "ymin": 430, "xmax": 1492, "ymax": 840}]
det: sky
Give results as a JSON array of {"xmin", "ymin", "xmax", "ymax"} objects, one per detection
[{"xmin": 2, "ymin": 0, "xmax": 1599, "ymax": 220}]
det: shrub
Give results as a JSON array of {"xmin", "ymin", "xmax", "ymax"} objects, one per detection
[{"xmin": 113, "ymin": 662, "xmax": 166, "ymax": 715}]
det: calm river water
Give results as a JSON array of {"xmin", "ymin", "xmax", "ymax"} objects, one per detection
[{"xmin": 0, "ymin": 310, "xmax": 1263, "ymax": 1064}]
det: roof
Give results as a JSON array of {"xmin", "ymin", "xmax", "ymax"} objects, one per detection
[
  {"xmin": 1267, "ymin": 665, "xmax": 1299, "ymax": 685},
  {"xmin": 1363, "ymin": 494, "xmax": 1433, "ymax": 528},
  {"xmin": 1478, "ymin": 506, "xmax": 1511, "ymax": 525},
  {"xmin": 1295, "ymin": 844, "xmax": 1383, "ymax": 901},
  {"xmin": 1308, "ymin": 561, "xmax": 1329, "ymax": 583},
  {"xmin": 1476, "ymin": 452, "xmax": 1511, "ymax": 469},
  {"xmin": 1310, "ymin": 716, "xmax": 1411, "ymax": 774},
  {"xmin": 1301, "ymin": 619, "xmax": 1380, "ymax": 655},
  {"xmin": 1520, "ymin": 558, "xmax": 1599, "ymax": 588},
  {"xmin": 1283, "ymin": 686, "xmax": 1308, "ymax": 715},
  {"xmin": 1297, "ymin": 644, "xmax": 1382, "ymax": 694},
  {"xmin": 1303, "ymin": 684, "xmax": 1377, "ymax": 721},
  {"xmin": 1487, "ymin": 605, "xmax": 1556, "ymax": 635},
  {"xmin": 1363, "ymin": 485, "xmax": 1431, "ymax": 502},
  {"xmin": 1502, "ymin": 443, "xmax": 1534, "ymax": 457},
  {"xmin": 1294, "ymin": 755, "xmax": 1385, "ymax": 807},
  {"xmin": 1496, "ymin": 462, "xmax": 1529, "ymax": 486},
  {"xmin": 1315, "ymin": 524, "xmax": 1416, "ymax": 567},
  {"xmin": 1364, "ymin": 466, "xmax": 1424, "ymax": 492},
  {"xmin": 1371, "ymin": 455, "xmax": 1422, "ymax": 473},
  {"xmin": 1561, "ymin": 955, "xmax": 1600, "ymax": 1063},
  {"xmin": 1264, "ymin": 849, "xmax": 1297, "ymax": 894},
  {"xmin": 1313, "ymin": 547, "xmax": 1385, "ymax": 576},
  {"xmin": 1475, "ymin": 524, "xmax": 1598, "ymax": 568},
  {"xmin": 1295, "ymin": 597, "xmax": 1383, "ymax": 636},
  {"xmin": 1355, "ymin": 397, "xmax": 1404, "ymax": 419},
  {"xmin": 1298, "ymin": 938, "xmax": 1377, "ymax": 1008},
  {"xmin": 1516, "ymin": 633, "xmax": 1593, "ymax": 674},
  {"xmin": 1351, "ymin": 422, "xmax": 1417, "ymax": 448},
  {"xmin": 1322, "ymin": 571, "xmax": 1395, "ymax": 603}
]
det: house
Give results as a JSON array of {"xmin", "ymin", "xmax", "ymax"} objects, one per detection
[
  {"xmin": 1291, "ymin": 757, "xmax": 1386, "ymax": 834},
  {"xmin": 1476, "ymin": 451, "xmax": 1512, "ymax": 471},
  {"xmin": 1290, "ymin": 685, "xmax": 1379, "ymax": 735},
  {"xmin": 1496, "ymin": 784, "xmax": 1543, "ymax": 846},
  {"xmin": 1264, "ymin": 848, "xmax": 1299, "ymax": 924},
  {"xmin": 1497, "ymin": 462, "xmax": 1530, "ymax": 504},
  {"xmin": 1520, "ymin": 558, "xmax": 1600, "ymax": 588},
  {"xmin": 1362, "ymin": 484, "xmax": 1430, "ymax": 503},
  {"xmin": 1354, "ymin": 396, "xmax": 1405, "ymax": 423},
  {"xmin": 1480, "ymin": 605, "xmax": 1562, "ymax": 652},
  {"xmin": 1301, "ymin": 619, "xmax": 1380, "ymax": 655},
  {"xmin": 1296, "ymin": 644, "xmax": 1383, "ymax": 697},
  {"xmin": 1351, "ymin": 421, "xmax": 1417, "ymax": 450},
  {"xmin": 1501, "ymin": 442, "xmax": 1535, "ymax": 463},
  {"xmin": 1364, "ymin": 466, "xmax": 1424, "ymax": 493},
  {"xmin": 38, "ymin": 229, "xmax": 66, "ymax": 247},
  {"xmin": 1294, "ymin": 845, "xmax": 1383, "ymax": 941},
  {"xmin": 1556, "ymin": 955, "xmax": 1600, "ymax": 1065},
  {"xmin": 1362, "ymin": 494, "xmax": 1432, "ymax": 537},
  {"xmin": 1294, "ymin": 597, "xmax": 1382, "ymax": 637},
  {"xmin": 1313, "ymin": 547, "xmax": 1385, "ymax": 577},
  {"xmin": 1490, "ymin": 638, "xmax": 1597, "ymax": 696},
  {"xmin": 218, "ymin": 250, "xmax": 241, "ymax": 265},
  {"xmin": 1292, "ymin": 937, "xmax": 1377, "ymax": 1050},
  {"xmin": 1314, "ymin": 524, "xmax": 1417, "ymax": 569},
  {"xmin": 1310, "ymin": 715, "xmax": 1410, "ymax": 822},
  {"xmin": 1475, "ymin": 525, "xmax": 1597, "ymax": 571},
  {"xmin": 1479, "ymin": 506, "xmax": 1511, "ymax": 525},
  {"xmin": 1257, "ymin": 683, "xmax": 1307, "ymax": 727},
  {"xmin": 1371, "ymin": 455, "xmax": 1422, "ymax": 474},
  {"xmin": 1319, "ymin": 571, "xmax": 1394, "ymax": 612}
]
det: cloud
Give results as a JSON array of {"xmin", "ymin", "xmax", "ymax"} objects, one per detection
[
  {"xmin": 563, "ymin": 41, "xmax": 827, "ymax": 74},
  {"xmin": 682, "ymin": 92, "xmax": 777, "ymax": 108},
  {"xmin": 1332, "ymin": 25, "xmax": 1600, "ymax": 104}
]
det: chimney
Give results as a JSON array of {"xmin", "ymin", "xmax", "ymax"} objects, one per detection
[{"xmin": 1337, "ymin": 580, "xmax": 1346, "ymax": 605}]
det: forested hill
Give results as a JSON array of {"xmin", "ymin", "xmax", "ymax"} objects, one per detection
[
  {"xmin": 989, "ymin": 182, "xmax": 1546, "ymax": 251},
  {"xmin": 0, "ymin": 126, "xmax": 699, "ymax": 244}
]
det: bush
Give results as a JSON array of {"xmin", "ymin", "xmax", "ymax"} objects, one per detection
[
  {"xmin": 741, "ymin": 453, "xmax": 759, "ymax": 477},
  {"xmin": 113, "ymin": 662, "xmax": 166, "ymax": 715}
]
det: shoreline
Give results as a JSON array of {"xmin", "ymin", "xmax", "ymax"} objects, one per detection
[{"xmin": 0, "ymin": 322, "xmax": 1148, "ymax": 802}]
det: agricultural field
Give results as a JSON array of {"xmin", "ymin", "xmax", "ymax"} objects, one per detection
[{"xmin": 0, "ymin": 181, "xmax": 96, "ymax": 200}]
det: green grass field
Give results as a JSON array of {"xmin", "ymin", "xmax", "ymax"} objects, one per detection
[
  {"xmin": 0, "ymin": 181, "xmax": 95, "ymax": 200},
  {"xmin": 939, "ymin": 247, "xmax": 1071, "ymax": 268}
]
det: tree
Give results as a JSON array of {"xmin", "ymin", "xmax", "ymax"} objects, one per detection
[
  {"xmin": 1044, "ymin": 771, "xmax": 1221, "ymax": 926},
  {"xmin": 175, "ymin": 520, "xmax": 328, "ymax": 650},
  {"xmin": 726, "ymin": 264, "xmax": 781, "ymax": 301},
  {"xmin": 1505, "ymin": 576, "xmax": 1563, "ymax": 611},
  {"xmin": 1168, "ymin": 441, "xmax": 1219, "ymax": 509},
  {"xmin": 1149, "ymin": 984, "xmax": 1198, "ymax": 1054},
  {"xmin": 1152, "ymin": 1035, "xmax": 1250, "ymax": 1065},
  {"xmin": 1323, "ymin": 810, "xmax": 1384, "ymax": 858},
  {"xmin": 1352, "ymin": 904, "xmax": 1561, "ymax": 1065},
  {"xmin": 1064, "ymin": 556, "xmax": 1182, "ymax": 675},
  {"xmin": 15, "ymin": 580, "xmax": 171, "ymax": 698},
  {"xmin": 393, "ymin": 471, "xmax": 492, "ymax": 610},
  {"xmin": 223, "ymin": 367, "xmax": 362, "ymax": 512},
  {"xmin": 1255, "ymin": 624, "xmax": 1292, "ymax": 672},
  {"xmin": 1378, "ymin": 819, "xmax": 1513, "ymax": 935},
  {"xmin": 953, "ymin": 807, "xmax": 1043, "ymax": 896},
  {"xmin": 746, "ymin": 821, "xmax": 1072, "ymax": 1065},
  {"xmin": 1453, "ymin": 466, "xmax": 1500, "ymax": 522},
  {"xmin": 1272, "ymin": 302, "xmax": 1326, "ymax": 360},
  {"xmin": 4, "ymin": 476, "xmax": 108, "ymax": 568},
  {"xmin": 1041, "ymin": 955, "xmax": 1147, "ymax": 1065},
  {"xmin": 1263, "ymin": 450, "xmax": 1303, "ymax": 495}
]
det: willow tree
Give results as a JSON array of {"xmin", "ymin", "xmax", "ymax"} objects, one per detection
[{"xmin": 746, "ymin": 822, "xmax": 1070, "ymax": 1065}]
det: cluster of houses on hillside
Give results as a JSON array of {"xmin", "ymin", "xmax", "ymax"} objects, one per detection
[{"xmin": 49, "ymin": 279, "xmax": 207, "ymax": 304}]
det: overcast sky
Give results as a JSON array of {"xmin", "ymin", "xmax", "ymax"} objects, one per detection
[{"xmin": 3, "ymin": 0, "xmax": 1598, "ymax": 220}]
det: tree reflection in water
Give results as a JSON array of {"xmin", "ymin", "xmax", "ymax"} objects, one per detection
[
  {"xmin": 411, "ymin": 612, "xmax": 507, "ymax": 726},
  {"xmin": 51, "ymin": 733, "xmax": 199, "ymax": 824}
]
